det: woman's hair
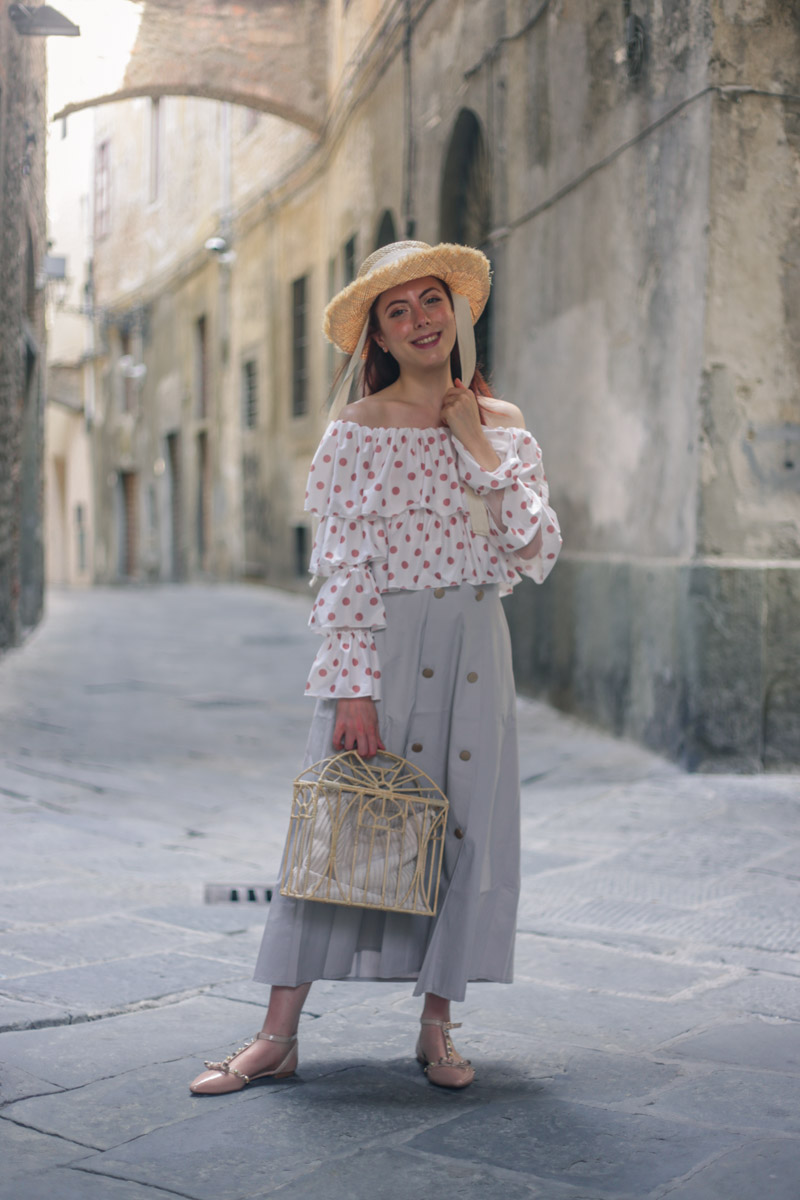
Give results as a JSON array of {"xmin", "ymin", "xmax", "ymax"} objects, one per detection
[{"xmin": 359, "ymin": 279, "xmax": 493, "ymax": 399}]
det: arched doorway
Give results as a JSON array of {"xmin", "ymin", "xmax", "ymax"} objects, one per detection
[
  {"xmin": 374, "ymin": 209, "xmax": 398, "ymax": 250},
  {"xmin": 439, "ymin": 110, "xmax": 492, "ymax": 376}
]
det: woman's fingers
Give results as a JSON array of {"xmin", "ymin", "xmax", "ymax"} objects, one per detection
[{"xmin": 333, "ymin": 698, "xmax": 383, "ymax": 757}]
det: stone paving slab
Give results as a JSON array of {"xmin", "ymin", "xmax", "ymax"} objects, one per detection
[
  {"xmin": 512, "ymin": 933, "xmax": 735, "ymax": 999},
  {"xmin": 1, "ymin": 586, "xmax": 798, "ymax": 1200},
  {"xmin": 660, "ymin": 1018, "xmax": 800, "ymax": 1073},
  {"xmin": 407, "ymin": 1096, "xmax": 742, "ymax": 1197},
  {"xmin": 0, "ymin": 1118, "xmax": 92, "ymax": 1181},
  {"xmin": 74, "ymin": 1066, "xmax": 481, "ymax": 1200},
  {"xmin": 264, "ymin": 1146, "xmax": 600, "ymax": 1200},
  {"xmin": 0, "ymin": 1062, "xmax": 63, "ymax": 1106},
  {"xmin": 463, "ymin": 985, "xmax": 719, "ymax": 1055},
  {"xmin": 643, "ymin": 1065, "xmax": 800, "ymax": 1134},
  {"xmin": 0, "ymin": 1167, "xmax": 187, "ymax": 1200},
  {"xmin": 0, "ymin": 996, "xmax": 72, "ymax": 1033},
  {"xmin": 0, "ymin": 915, "xmax": 212, "ymax": 971},
  {"xmin": 2, "ymin": 952, "xmax": 245, "ymax": 1015},
  {"xmin": 659, "ymin": 1137, "xmax": 800, "ymax": 1200},
  {"xmin": 0, "ymin": 994, "xmax": 258, "ymax": 1087}
]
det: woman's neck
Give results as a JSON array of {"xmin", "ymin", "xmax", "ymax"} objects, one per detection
[{"xmin": 390, "ymin": 362, "xmax": 453, "ymax": 416}]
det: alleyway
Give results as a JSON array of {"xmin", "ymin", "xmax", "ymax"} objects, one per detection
[{"xmin": 0, "ymin": 585, "xmax": 798, "ymax": 1200}]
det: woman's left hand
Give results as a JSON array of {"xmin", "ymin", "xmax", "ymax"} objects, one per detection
[{"xmin": 441, "ymin": 380, "xmax": 501, "ymax": 471}]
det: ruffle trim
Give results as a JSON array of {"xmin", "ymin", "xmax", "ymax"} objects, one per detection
[
  {"xmin": 304, "ymin": 421, "xmax": 519, "ymax": 520},
  {"xmin": 305, "ymin": 630, "xmax": 383, "ymax": 699},
  {"xmin": 309, "ymin": 567, "xmax": 387, "ymax": 632}
]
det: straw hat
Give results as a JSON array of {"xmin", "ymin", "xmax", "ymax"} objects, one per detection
[{"xmin": 323, "ymin": 240, "xmax": 491, "ymax": 355}]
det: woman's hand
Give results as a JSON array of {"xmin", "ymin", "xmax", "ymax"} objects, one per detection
[
  {"xmin": 441, "ymin": 379, "xmax": 501, "ymax": 471},
  {"xmin": 333, "ymin": 698, "xmax": 385, "ymax": 758}
]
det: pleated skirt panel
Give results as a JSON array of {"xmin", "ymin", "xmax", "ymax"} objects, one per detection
[{"xmin": 253, "ymin": 583, "xmax": 521, "ymax": 1003}]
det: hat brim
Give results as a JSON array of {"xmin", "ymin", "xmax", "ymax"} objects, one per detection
[{"xmin": 323, "ymin": 243, "xmax": 491, "ymax": 355}]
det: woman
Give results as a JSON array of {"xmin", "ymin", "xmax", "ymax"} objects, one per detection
[{"xmin": 190, "ymin": 241, "xmax": 561, "ymax": 1094}]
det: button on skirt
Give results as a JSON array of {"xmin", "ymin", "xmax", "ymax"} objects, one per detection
[{"xmin": 253, "ymin": 583, "xmax": 521, "ymax": 1002}]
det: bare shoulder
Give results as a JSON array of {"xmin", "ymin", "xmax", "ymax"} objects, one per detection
[
  {"xmin": 338, "ymin": 397, "xmax": 385, "ymax": 427},
  {"xmin": 483, "ymin": 401, "xmax": 527, "ymax": 430}
]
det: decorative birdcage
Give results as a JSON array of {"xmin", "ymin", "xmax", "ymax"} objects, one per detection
[{"xmin": 280, "ymin": 751, "xmax": 449, "ymax": 916}]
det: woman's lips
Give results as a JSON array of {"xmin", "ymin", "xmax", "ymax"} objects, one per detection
[{"xmin": 411, "ymin": 331, "xmax": 441, "ymax": 348}]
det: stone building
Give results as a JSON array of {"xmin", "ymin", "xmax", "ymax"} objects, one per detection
[
  {"xmin": 63, "ymin": 0, "xmax": 799, "ymax": 769},
  {"xmin": 44, "ymin": 101, "xmax": 95, "ymax": 588},
  {"xmin": 0, "ymin": 3, "xmax": 49, "ymax": 647}
]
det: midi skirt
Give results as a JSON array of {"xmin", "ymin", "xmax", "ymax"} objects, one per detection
[{"xmin": 253, "ymin": 582, "xmax": 521, "ymax": 1003}]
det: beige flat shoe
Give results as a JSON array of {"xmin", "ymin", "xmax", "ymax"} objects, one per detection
[
  {"xmin": 189, "ymin": 1032, "xmax": 297, "ymax": 1095},
  {"xmin": 416, "ymin": 1018, "xmax": 475, "ymax": 1089}
]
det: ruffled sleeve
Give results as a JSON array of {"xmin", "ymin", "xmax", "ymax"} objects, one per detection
[
  {"xmin": 303, "ymin": 424, "xmax": 387, "ymax": 700},
  {"xmin": 454, "ymin": 428, "xmax": 562, "ymax": 584}
]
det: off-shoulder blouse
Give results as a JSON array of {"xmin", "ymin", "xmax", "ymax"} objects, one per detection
[{"xmin": 303, "ymin": 419, "xmax": 562, "ymax": 699}]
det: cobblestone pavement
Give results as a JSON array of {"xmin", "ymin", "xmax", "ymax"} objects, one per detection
[{"xmin": 0, "ymin": 585, "xmax": 798, "ymax": 1200}]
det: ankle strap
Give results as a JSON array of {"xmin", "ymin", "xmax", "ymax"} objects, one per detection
[
  {"xmin": 256, "ymin": 1031, "xmax": 297, "ymax": 1045},
  {"xmin": 420, "ymin": 1019, "xmax": 461, "ymax": 1031}
]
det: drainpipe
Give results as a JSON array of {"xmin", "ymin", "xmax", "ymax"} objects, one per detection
[{"xmin": 402, "ymin": 0, "xmax": 415, "ymax": 238}]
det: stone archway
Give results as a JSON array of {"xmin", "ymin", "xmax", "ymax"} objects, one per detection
[
  {"xmin": 440, "ymin": 109, "xmax": 493, "ymax": 375},
  {"xmin": 53, "ymin": 0, "xmax": 326, "ymax": 135}
]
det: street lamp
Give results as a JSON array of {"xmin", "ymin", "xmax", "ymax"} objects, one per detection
[{"xmin": 8, "ymin": 4, "xmax": 80, "ymax": 37}]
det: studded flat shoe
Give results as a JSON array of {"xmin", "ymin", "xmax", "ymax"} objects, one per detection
[
  {"xmin": 416, "ymin": 1018, "xmax": 475, "ymax": 1089},
  {"xmin": 189, "ymin": 1032, "xmax": 298, "ymax": 1095}
]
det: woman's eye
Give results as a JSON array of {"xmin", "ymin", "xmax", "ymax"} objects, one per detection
[{"xmin": 425, "ymin": 295, "xmax": 443, "ymax": 306}]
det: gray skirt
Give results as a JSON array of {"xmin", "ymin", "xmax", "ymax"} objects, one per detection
[{"xmin": 253, "ymin": 583, "xmax": 520, "ymax": 1002}]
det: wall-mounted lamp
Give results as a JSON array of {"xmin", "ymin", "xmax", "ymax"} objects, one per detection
[
  {"xmin": 118, "ymin": 355, "xmax": 147, "ymax": 381},
  {"xmin": 8, "ymin": 3, "xmax": 80, "ymax": 37},
  {"xmin": 204, "ymin": 235, "xmax": 237, "ymax": 266}
]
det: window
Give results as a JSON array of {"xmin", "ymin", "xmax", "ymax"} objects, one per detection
[
  {"xmin": 95, "ymin": 140, "xmax": 111, "ymax": 239},
  {"xmin": 149, "ymin": 98, "xmax": 162, "ymax": 203},
  {"xmin": 294, "ymin": 525, "xmax": 309, "ymax": 577},
  {"xmin": 75, "ymin": 504, "xmax": 86, "ymax": 572},
  {"xmin": 120, "ymin": 328, "xmax": 135, "ymax": 413},
  {"xmin": 242, "ymin": 359, "xmax": 258, "ymax": 429},
  {"xmin": 194, "ymin": 315, "xmax": 208, "ymax": 418},
  {"xmin": 375, "ymin": 210, "xmax": 397, "ymax": 250},
  {"xmin": 343, "ymin": 235, "xmax": 357, "ymax": 286},
  {"xmin": 291, "ymin": 276, "xmax": 309, "ymax": 417}
]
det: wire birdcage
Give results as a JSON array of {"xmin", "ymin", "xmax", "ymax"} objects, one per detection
[{"xmin": 280, "ymin": 751, "xmax": 449, "ymax": 916}]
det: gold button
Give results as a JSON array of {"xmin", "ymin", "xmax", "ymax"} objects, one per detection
[
  {"xmin": 411, "ymin": 742, "xmax": 423, "ymax": 753},
  {"xmin": 459, "ymin": 750, "xmax": 471, "ymax": 761},
  {"xmin": 454, "ymin": 827, "xmax": 464, "ymax": 839},
  {"xmin": 422, "ymin": 667, "xmax": 434, "ymax": 678},
  {"xmin": 467, "ymin": 671, "xmax": 478, "ymax": 683},
  {"xmin": 434, "ymin": 587, "xmax": 445, "ymax": 598},
  {"xmin": 475, "ymin": 588, "xmax": 484, "ymax": 601}
]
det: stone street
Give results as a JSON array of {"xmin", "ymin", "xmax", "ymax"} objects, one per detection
[{"xmin": 0, "ymin": 585, "xmax": 798, "ymax": 1200}]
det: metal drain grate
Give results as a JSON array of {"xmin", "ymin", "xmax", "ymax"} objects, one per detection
[{"xmin": 204, "ymin": 883, "xmax": 274, "ymax": 904}]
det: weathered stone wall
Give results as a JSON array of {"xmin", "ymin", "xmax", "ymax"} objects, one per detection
[
  {"xmin": 0, "ymin": 12, "xmax": 47, "ymax": 647},
  {"xmin": 81, "ymin": 0, "xmax": 799, "ymax": 767},
  {"xmin": 503, "ymin": 0, "xmax": 800, "ymax": 770}
]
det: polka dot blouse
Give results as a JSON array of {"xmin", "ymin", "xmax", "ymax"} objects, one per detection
[{"xmin": 304, "ymin": 420, "xmax": 562, "ymax": 699}]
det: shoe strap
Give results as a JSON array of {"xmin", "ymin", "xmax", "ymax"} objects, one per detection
[
  {"xmin": 420, "ymin": 1019, "xmax": 461, "ymax": 1031},
  {"xmin": 255, "ymin": 1031, "xmax": 297, "ymax": 1045}
]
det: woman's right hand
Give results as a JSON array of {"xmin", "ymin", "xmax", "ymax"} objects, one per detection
[{"xmin": 333, "ymin": 698, "xmax": 385, "ymax": 758}]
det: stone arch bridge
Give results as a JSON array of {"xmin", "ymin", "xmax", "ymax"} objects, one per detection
[{"xmin": 54, "ymin": 0, "xmax": 327, "ymax": 135}]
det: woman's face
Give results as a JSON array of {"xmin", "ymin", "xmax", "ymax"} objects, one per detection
[{"xmin": 373, "ymin": 276, "xmax": 456, "ymax": 373}]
